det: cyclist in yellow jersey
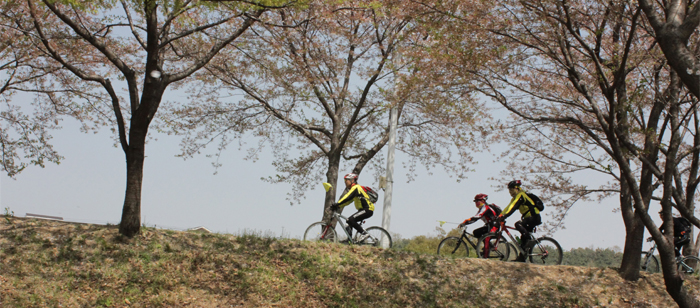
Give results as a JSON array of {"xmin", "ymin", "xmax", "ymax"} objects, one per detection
[
  {"xmin": 330, "ymin": 173, "xmax": 374, "ymax": 242},
  {"xmin": 498, "ymin": 180, "xmax": 542, "ymax": 256}
]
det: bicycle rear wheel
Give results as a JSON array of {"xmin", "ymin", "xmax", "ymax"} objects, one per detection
[
  {"xmin": 679, "ymin": 256, "xmax": 700, "ymax": 274},
  {"xmin": 476, "ymin": 233, "xmax": 510, "ymax": 261},
  {"xmin": 303, "ymin": 222, "xmax": 338, "ymax": 243},
  {"xmin": 437, "ymin": 237, "xmax": 470, "ymax": 258},
  {"xmin": 361, "ymin": 226, "xmax": 392, "ymax": 248},
  {"xmin": 527, "ymin": 237, "xmax": 562, "ymax": 265},
  {"xmin": 640, "ymin": 252, "xmax": 660, "ymax": 273}
]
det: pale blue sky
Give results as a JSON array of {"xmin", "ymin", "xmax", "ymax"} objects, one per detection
[{"xmin": 0, "ymin": 115, "xmax": 659, "ymax": 251}]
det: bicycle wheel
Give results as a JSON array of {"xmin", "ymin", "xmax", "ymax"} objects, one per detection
[
  {"xmin": 303, "ymin": 222, "xmax": 338, "ymax": 243},
  {"xmin": 678, "ymin": 256, "xmax": 700, "ymax": 274},
  {"xmin": 476, "ymin": 233, "xmax": 510, "ymax": 261},
  {"xmin": 361, "ymin": 226, "xmax": 392, "ymax": 248},
  {"xmin": 507, "ymin": 242, "xmax": 520, "ymax": 262},
  {"xmin": 527, "ymin": 237, "xmax": 562, "ymax": 265},
  {"xmin": 437, "ymin": 237, "xmax": 470, "ymax": 258},
  {"xmin": 640, "ymin": 252, "xmax": 660, "ymax": 273}
]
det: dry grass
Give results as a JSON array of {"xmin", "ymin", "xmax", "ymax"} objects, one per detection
[{"xmin": 1, "ymin": 217, "xmax": 699, "ymax": 308}]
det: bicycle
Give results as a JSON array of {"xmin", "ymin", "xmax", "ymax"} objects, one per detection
[
  {"xmin": 641, "ymin": 237, "xmax": 700, "ymax": 275},
  {"xmin": 476, "ymin": 221, "xmax": 563, "ymax": 265},
  {"xmin": 303, "ymin": 210, "xmax": 392, "ymax": 248},
  {"xmin": 436, "ymin": 226, "xmax": 483, "ymax": 258},
  {"xmin": 302, "ymin": 183, "xmax": 392, "ymax": 248}
]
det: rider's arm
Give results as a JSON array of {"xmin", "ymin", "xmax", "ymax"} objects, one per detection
[
  {"xmin": 461, "ymin": 207, "xmax": 486, "ymax": 225},
  {"xmin": 336, "ymin": 185, "xmax": 361, "ymax": 208},
  {"xmin": 500, "ymin": 194, "xmax": 524, "ymax": 219}
]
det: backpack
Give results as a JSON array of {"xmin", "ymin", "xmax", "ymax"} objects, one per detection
[
  {"xmin": 489, "ymin": 204, "xmax": 502, "ymax": 216},
  {"xmin": 677, "ymin": 217, "xmax": 692, "ymax": 233},
  {"xmin": 527, "ymin": 193, "xmax": 545, "ymax": 211},
  {"xmin": 361, "ymin": 186, "xmax": 379, "ymax": 203}
]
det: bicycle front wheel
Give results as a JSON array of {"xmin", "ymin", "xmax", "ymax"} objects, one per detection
[
  {"xmin": 476, "ymin": 233, "xmax": 510, "ymax": 261},
  {"xmin": 679, "ymin": 256, "xmax": 700, "ymax": 274},
  {"xmin": 303, "ymin": 222, "xmax": 338, "ymax": 243},
  {"xmin": 437, "ymin": 237, "xmax": 470, "ymax": 258},
  {"xmin": 361, "ymin": 226, "xmax": 392, "ymax": 248},
  {"xmin": 640, "ymin": 252, "xmax": 660, "ymax": 273},
  {"xmin": 527, "ymin": 237, "xmax": 562, "ymax": 265},
  {"xmin": 507, "ymin": 242, "xmax": 519, "ymax": 262}
]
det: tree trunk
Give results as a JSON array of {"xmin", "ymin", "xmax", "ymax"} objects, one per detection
[
  {"xmin": 658, "ymin": 244, "xmax": 700, "ymax": 308},
  {"xmin": 323, "ymin": 155, "xmax": 341, "ymax": 224},
  {"xmin": 118, "ymin": 82, "xmax": 163, "ymax": 237},
  {"xmin": 118, "ymin": 131, "xmax": 146, "ymax": 237},
  {"xmin": 619, "ymin": 177, "xmax": 645, "ymax": 280}
]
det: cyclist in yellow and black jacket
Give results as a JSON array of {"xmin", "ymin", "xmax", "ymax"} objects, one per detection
[
  {"xmin": 330, "ymin": 173, "xmax": 375, "ymax": 242},
  {"xmin": 498, "ymin": 180, "xmax": 542, "ymax": 253}
]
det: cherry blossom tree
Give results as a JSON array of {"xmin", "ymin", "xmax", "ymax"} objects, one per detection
[
  {"xmin": 6, "ymin": 0, "xmax": 293, "ymax": 237},
  {"xmin": 638, "ymin": 0, "xmax": 700, "ymax": 98},
  {"xmin": 168, "ymin": 0, "xmax": 493, "ymax": 221},
  {"xmin": 0, "ymin": 1, "xmax": 63, "ymax": 177},
  {"xmin": 466, "ymin": 0, "xmax": 700, "ymax": 304}
]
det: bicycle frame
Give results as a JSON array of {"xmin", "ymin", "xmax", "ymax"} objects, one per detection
[
  {"xmin": 325, "ymin": 211, "xmax": 378, "ymax": 245},
  {"xmin": 489, "ymin": 221, "xmax": 550, "ymax": 261},
  {"xmin": 444, "ymin": 228, "xmax": 480, "ymax": 255},
  {"xmin": 332, "ymin": 212, "xmax": 354, "ymax": 241},
  {"xmin": 498, "ymin": 223, "xmax": 529, "ymax": 257},
  {"xmin": 642, "ymin": 240, "xmax": 697, "ymax": 274},
  {"xmin": 641, "ymin": 241, "xmax": 657, "ymax": 270},
  {"xmin": 459, "ymin": 229, "xmax": 480, "ymax": 250}
]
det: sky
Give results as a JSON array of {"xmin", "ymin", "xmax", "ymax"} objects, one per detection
[{"xmin": 0, "ymin": 114, "xmax": 668, "ymax": 252}]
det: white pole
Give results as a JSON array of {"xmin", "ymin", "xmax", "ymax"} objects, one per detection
[{"xmin": 381, "ymin": 107, "xmax": 397, "ymax": 248}]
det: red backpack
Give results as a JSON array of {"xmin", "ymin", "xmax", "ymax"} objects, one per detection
[{"xmin": 361, "ymin": 186, "xmax": 379, "ymax": 203}]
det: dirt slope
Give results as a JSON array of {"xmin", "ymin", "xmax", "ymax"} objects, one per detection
[{"xmin": 0, "ymin": 217, "xmax": 698, "ymax": 307}]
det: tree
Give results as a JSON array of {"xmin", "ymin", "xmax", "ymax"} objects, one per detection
[
  {"xmin": 7, "ymin": 0, "xmax": 292, "ymax": 237},
  {"xmin": 168, "ymin": 0, "xmax": 492, "ymax": 221},
  {"xmin": 1, "ymin": 1, "xmax": 63, "ymax": 177},
  {"xmin": 478, "ymin": 0, "xmax": 662, "ymax": 282},
  {"xmin": 467, "ymin": 0, "xmax": 700, "ymax": 305},
  {"xmin": 637, "ymin": 0, "xmax": 700, "ymax": 98}
]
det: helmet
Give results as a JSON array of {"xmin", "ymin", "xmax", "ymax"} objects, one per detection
[
  {"xmin": 474, "ymin": 194, "xmax": 488, "ymax": 202},
  {"xmin": 507, "ymin": 180, "xmax": 522, "ymax": 189},
  {"xmin": 344, "ymin": 173, "xmax": 358, "ymax": 180}
]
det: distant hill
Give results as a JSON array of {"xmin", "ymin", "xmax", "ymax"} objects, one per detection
[{"xmin": 1, "ymin": 217, "xmax": 698, "ymax": 307}]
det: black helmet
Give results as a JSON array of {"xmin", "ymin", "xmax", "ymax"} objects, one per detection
[{"xmin": 507, "ymin": 180, "xmax": 522, "ymax": 189}]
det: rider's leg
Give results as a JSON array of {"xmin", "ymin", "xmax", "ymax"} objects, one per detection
[
  {"xmin": 472, "ymin": 225, "xmax": 488, "ymax": 239},
  {"xmin": 516, "ymin": 215, "xmax": 542, "ymax": 247},
  {"xmin": 347, "ymin": 209, "xmax": 373, "ymax": 236},
  {"xmin": 514, "ymin": 215, "xmax": 543, "ymax": 261},
  {"xmin": 675, "ymin": 235, "xmax": 690, "ymax": 257}
]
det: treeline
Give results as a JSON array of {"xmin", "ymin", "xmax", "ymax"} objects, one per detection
[
  {"xmin": 562, "ymin": 247, "xmax": 623, "ymax": 268},
  {"xmin": 393, "ymin": 230, "xmax": 624, "ymax": 268}
]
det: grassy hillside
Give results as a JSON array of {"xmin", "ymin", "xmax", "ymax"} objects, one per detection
[{"xmin": 1, "ymin": 217, "xmax": 698, "ymax": 307}]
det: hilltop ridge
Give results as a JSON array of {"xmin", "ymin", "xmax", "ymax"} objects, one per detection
[{"xmin": 1, "ymin": 217, "xmax": 697, "ymax": 307}]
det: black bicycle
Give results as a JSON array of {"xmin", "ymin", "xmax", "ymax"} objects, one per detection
[{"xmin": 436, "ymin": 226, "xmax": 483, "ymax": 258}]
